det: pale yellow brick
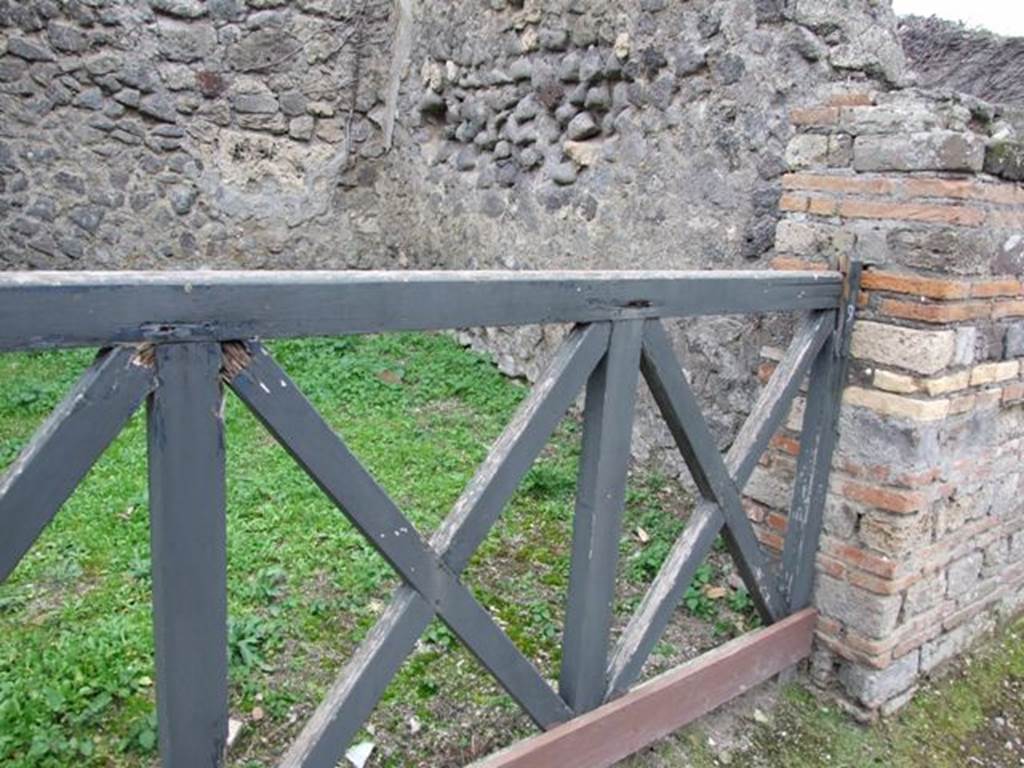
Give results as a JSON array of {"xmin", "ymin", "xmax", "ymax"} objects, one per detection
[
  {"xmin": 948, "ymin": 393, "xmax": 976, "ymax": 414},
  {"xmin": 923, "ymin": 370, "xmax": 971, "ymax": 397},
  {"xmin": 851, "ymin": 321, "xmax": 955, "ymax": 376},
  {"xmin": 970, "ymin": 361, "xmax": 1020, "ymax": 386},
  {"xmin": 843, "ymin": 386, "xmax": 950, "ymax": 421},
  {"xmin": 873, "ymin": 369, "xmax": 919, "ymax": 394}
]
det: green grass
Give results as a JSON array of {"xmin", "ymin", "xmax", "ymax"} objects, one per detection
[
  {"xmin": 0, "ymin": 333, "xmax": 755, "ymax": 767},
  {"xmin": 6, "ymin": 333, "xmax": 1020, "ymax": 768},
  {"xmin": 737, "ymin": 618, "xmax": 1024, "ymax": 768}
]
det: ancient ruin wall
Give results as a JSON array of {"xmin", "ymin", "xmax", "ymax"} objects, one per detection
[
  {"xmin": 397, "ymin": 0, "xmax": 908, "ymax": 446},
  {"xmin": 0, "ymin": 0, "xmax": 907, "ymax": 446},
  {"xmin": 752, "ymin": 88, "xmax": 1024, "ymax": 716},
  {"xmin": 0, "ymin": 0, "xmax": 407, "ymax": 270}
]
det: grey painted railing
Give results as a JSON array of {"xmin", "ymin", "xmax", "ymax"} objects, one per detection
[{"xmin": 0, "ymin": 268, "xmax": 858, "ymax": 768}]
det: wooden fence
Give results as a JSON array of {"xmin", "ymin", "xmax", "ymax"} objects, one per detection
[{"xmin": 0, "ymin": 267, "xmax": 859, "ymax": 767}]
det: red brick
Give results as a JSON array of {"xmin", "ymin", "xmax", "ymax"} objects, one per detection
[
  {"xmin": 837, "ymin": 460, "xmax": 891, "ymax": 483},
  {"xmin": 837, "ymin": 479, "xmax": 929, "ymax": 514},
  {"xmin": 878, "ymin": 298, "xmax": 991, "ymax": 323},
  {"xmin": 969, "ymin": 185, "xmax": 1024, "ymax": 206},
  {"xmin": 779, "ymin": 193, "xmax": 810, "ymax": 212},
  {"xmin": 891, "ymin": 624, "xmax": 943, "ymax": 660},
  {"xmin": 847, "ymin": 568, "xmax": 919, "ymax": 596},
  {"xmin": 816, "ymin": 553, "xmax": 846, "ymax": 579},
  {"xmin": 839, "ymin": 626, "xmax": 929, "ymax": 663},
  {"xmin": 901, "ymin": 178, "xmax": 976, "ymax": 201},
  {"xmin": 817, "ymin": 614, "xmax": 843, "ymax": 636},
  {"xmin": 860, "ymin": 270, "xmax": 970, "ymax": 300},
  {"xmin": 903, "ymin": 178, "xmax": 1024, "ymax": 206},
  {"xmin": 771, "ymin": 433, "xmax": 802, "ymax": 456},
  {"xmin": 815, "ymin": 632, "xmax": 891, "ymax": 669},
  {"xmin": 843, "ymin": 628, "xmax": 901, "ymax": 658},
  {"xmin": 755, "ymin": 527, "xmax": 784, "ymax": 552},
  {"xmin": 828, "ymin": 92, "xmax": 875, "ymax": 107},
  {"xmin": 821, "ymin": 536, "xmax": 902, "ymax": 579},
  {"xmin": 808, "ymin": 195, "xmax": 839, "ymax": 216},
  {"xmin": 993, "ymin": 300, "xmax": 1024, "ymax": 319},
  {"xmin": 1003, "ymin": 382, "xmax": 1024, "ymax": 405},
  {"xmin": 765, "ymin": 511, "xmax": 789, "ymax": 533},
  {"xmin": 838, "ymin": 199, "xmax": 986, "ymax": 226},
  {"xmin": 892, "ymin": 467, "xmax": 943, "ymax": 488},
  {"xmin": 770, "ymin": 256, "xmax": 831, "ymax": 272},
  {"xmin": 971, "ymin": 278, "xmax": 1022, "ymax": 298}
]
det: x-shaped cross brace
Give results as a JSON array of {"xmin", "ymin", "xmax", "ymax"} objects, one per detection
[
  {"xmin": 605, "ymin": 314, "xmax": 834, "ymax": 696},
  {"xmin": 228, "ymin": 327, "xmax": 611, "ymax": 766}
]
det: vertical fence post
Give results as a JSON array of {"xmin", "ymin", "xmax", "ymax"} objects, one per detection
[
  {"xmin": 560, "ymin": 320, "xmax": 643, "ymax": 714},
  {"xmin": 147, "ymin": 342, "xmax": 228, "ymax": 767},
  {"xmin": 782, "ymin": 260, "xmax": 862, "ymax": 611}
]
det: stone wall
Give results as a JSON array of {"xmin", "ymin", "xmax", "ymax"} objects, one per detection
[
  {"xmin": 398, "ymin": 0, "xmax": 907, "ymax": 447},
  {"xmin": 0, "ymin": 0, "xmax": 908, "ymax": 447},
  {"xmin": 0, "ymin": 0, "xmax": 406, "ymax": 270},
  {"xmin": 749, "ymin": 87, "xmax": 1024, "ymax": 716}
]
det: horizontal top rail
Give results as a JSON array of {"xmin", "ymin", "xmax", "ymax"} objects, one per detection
[{"xmin": 0, "ymin": 270, "xmax": 842, "ymax": 351}]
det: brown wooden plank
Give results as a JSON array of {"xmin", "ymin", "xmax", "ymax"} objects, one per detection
[{"xmin": 470, "ymin": 609, "xmax": 816, "ymax": 768}]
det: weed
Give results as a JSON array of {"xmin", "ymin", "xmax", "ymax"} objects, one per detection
[
  {"xmin": 228, "ymin": 615, "xmax": 283, "ymax": 672},
  {"xmin": 684, "ymin": 563, "xmax": 718, "ymax": 619}
]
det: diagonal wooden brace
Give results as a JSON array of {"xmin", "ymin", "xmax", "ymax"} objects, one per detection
[
  {"xmin": 639, "ymin": 319, "xmax": 787, "ymax": 621},
  {"xmin": 229, "ymin": 341, "xmax": 571, "ymax": 729},
  {"xmin": 0, "ymin": 346, "xmax": 156, "ymax": 583}
]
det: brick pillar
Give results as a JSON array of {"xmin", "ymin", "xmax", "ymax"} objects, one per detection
[{"xmin": 749, "ymin": 87, "xmax": 1024, "ymax": 717}]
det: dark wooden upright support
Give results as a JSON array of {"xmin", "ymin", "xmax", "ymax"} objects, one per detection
[
  {"xmin": 560, "ymin": 320, "xmax": 644, "ymax": 714},
  {"xmin": 783, "ymin": 260, "xmax": 862, "ymax": 611},
  {"xmin": 147, "ymin": 343, "xmax": 229, "ymax": 768}
]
